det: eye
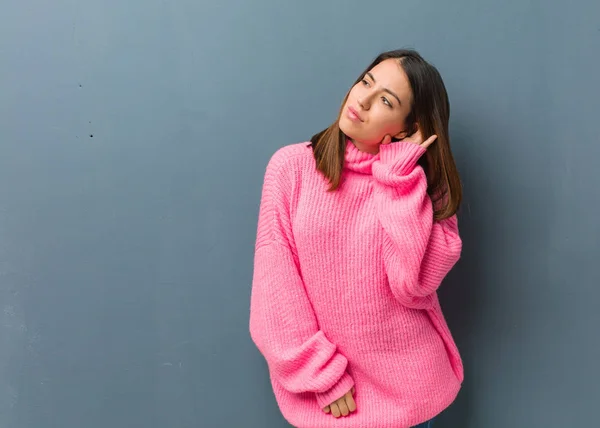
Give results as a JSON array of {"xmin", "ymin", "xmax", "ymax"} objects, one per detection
[
  {"xmin": 382, "ymin": 97, "xmax": 392, "ymax": 107},
  {"xmin": 361, "ymin": 79, "xmax": 370, "ymax": 87}
]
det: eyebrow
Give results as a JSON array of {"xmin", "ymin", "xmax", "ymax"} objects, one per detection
[{"xmin": 366, "ymin": 72, "xmax": 402, "ymax": 106}]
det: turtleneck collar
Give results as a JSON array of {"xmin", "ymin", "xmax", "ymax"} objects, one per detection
[{"xmin": 344, "ymin": 139, "xmax": 379, "ymax": 174}]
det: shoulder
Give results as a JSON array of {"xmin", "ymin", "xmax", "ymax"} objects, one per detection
[
  {"xmin": 260, "ymin": 142, "xmax": 313, "ymax": 205},
  {"xmin": 264, "ymin": 142, "xmax": 314, "ymax": 179}
]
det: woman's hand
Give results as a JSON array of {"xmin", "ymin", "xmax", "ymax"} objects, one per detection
[
  {"xmin": 322, "ymin": 387, "xmax": 356, "ymax": 418},
  {"xmin": 380, "ymin": 128, "xmax": 437, "ymax": 149},
  {"xmin": 402, "ymin": 129, "xmax": 437, "ymax": 149}
]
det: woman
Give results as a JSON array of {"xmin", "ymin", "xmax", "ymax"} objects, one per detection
[{"xmin": 250, "ymin": 49, "xmax": 463, "ymax": 428}]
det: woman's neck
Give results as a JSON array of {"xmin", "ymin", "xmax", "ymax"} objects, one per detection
[{"xmin": 350, "ymin": 139, "xmax": 380, "ymax": 155}]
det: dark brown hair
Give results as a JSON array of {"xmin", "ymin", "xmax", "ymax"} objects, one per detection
[{"xmin": 310, "ymin": 49, "xmax": 462, "ymax": 221}]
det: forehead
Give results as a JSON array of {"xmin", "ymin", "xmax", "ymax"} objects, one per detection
[{"xmin": 369, "ymin": 59, "xmax": 411, "ymax": 95}]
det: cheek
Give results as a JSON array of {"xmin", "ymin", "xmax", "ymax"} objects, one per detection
[
  {"xmin": 348, "ymin": 84, "xmax": 366, "ymax": 101},
  {"xmin": 370, "ymin": 111, "xmax": 402, "ymax": 135}
]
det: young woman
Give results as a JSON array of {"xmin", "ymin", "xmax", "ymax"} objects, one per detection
[{"xmin": 250, "ymin": 49, "xmax": 463, "ymax": 428}]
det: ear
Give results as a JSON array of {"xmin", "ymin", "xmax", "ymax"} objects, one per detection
[
  {"xmin": 394, "ymin": 123, "xmax": 418, "ymax": 141},
  {"xmin": 392, "ymin": 130, "xmax": 409, "ymax": 141}
]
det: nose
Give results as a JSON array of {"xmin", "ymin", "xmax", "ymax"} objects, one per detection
[
  {"xmin": 357, "ymin": 89, "xmax": 373, "ymax": 110},
  {"xmin": 357, "ymin": 95, "xmax": 370, "ymax": 110}
]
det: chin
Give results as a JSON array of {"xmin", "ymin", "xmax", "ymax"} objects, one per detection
[{"xmin": 338, "ymin": 118, "xmax": 355, "ymax": 140}]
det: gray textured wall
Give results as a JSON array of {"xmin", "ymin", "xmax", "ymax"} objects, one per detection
[{"xmin": 1, "ymin": 0, "xmax": 599, "ymax": 427}]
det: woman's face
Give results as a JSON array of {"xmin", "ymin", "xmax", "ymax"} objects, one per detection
[{"xmin": 339, "ymin": 59, "xmax": 414, "ymax": 153}]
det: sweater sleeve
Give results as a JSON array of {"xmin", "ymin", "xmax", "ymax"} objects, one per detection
[
  {"xmin": 249, "ymin": 149, "xmax": 354, "ymax": 408},
  {"xmin": 372, "ymin": 142, "xmax": 462, "ymax": 310}
]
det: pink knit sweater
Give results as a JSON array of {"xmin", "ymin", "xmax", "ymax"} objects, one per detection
[{"xmin": 249, "ymin": 140, "xmax": 463, "ymax": 428}]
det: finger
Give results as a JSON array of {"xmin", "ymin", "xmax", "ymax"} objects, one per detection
[
  {"xmin": 330, "ymin": 402, "xmax": 341, "ymax": 418},
  {"xmin": 351, "ymin": 387, "xmax": 356, "ymax": 395},
  {"xmin": 380, "ymin": 134, "xmax": 392, "ymax": 145},
  {"xmin": 345, "ymin": 392, "xmax": 357, "ymax": 412},
  {"xmin": 421, "ymin": 134, "xmax": 437, "ymax": 149},
  {"xmin": 337, "ymin": 397, "xmax": 349, "ymax": 416},
  {"xmin": 408, "ymin": 129, "xmax": 423, "ymax": 144},
  {"xmin": 401, "ymin": 129, "xmax": 423, "ymax": 145},
  {"xmin": 322, "ymin": 405, "xmax": 330, "ymax": 413}
]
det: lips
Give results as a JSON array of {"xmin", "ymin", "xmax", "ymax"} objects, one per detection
[{"xmin": 347, "ymin": 106, "xmax": 363, "ymax": 122}]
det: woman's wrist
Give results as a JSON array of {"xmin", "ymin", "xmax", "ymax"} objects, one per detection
[{"xmin": 377, "ymin": 141, "xmax": 426, "ymax": 176}]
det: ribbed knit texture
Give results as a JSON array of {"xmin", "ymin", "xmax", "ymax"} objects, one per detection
[{"xmin": 249, "ymin": 140, "xmax": 464, "ymax": 428}]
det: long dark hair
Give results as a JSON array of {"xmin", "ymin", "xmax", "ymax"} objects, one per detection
[{"xmin": 310, "ymin": 49, "xmax": 462, "ymax": 221}]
